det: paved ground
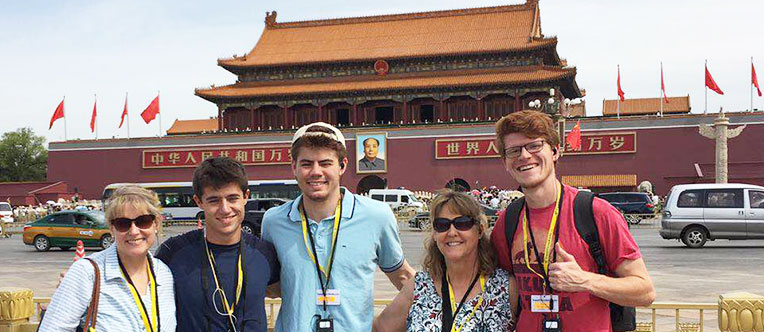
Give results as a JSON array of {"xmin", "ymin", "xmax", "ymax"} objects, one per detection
[{"xmin": 2, "ymin": 219, "xmax": 763, "ymax": 331}]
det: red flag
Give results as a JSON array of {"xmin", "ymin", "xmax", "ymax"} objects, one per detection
[
  {"xmin": 753, "ymin": 62, "xmax": 762, "ymax": 97},
  {"xmin": 119, "ymin": 96, "xmax": 128, "ymax": 128},
  {"xmin": 705, "ymin": 65, "xmax": 724, "ymax": 95},
  {"xmin": 617, "ymin": 66, "xmax": 625, "ymax": 101},
  {"xmin": 49, "ymin": 99, "xmax": 65, "ymax": 129},
  {"xmin": 90, "ymin": 99, "xmax": 97, "ymax": 133},
  {"xmin": 566, "ymin": 121, "xmax": 581, "ymax": 151},
  {"xmin": 661, "ymin": 66, "xmax": 670, "ymax": 103},
  {"xmin": 141, "ymin": 95, "xmax": 160, "ymax": 124}
]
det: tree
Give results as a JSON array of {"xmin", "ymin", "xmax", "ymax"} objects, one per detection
[{"xmin": 0, "ymin": 128, "xmax": 47, "ymax": 182}]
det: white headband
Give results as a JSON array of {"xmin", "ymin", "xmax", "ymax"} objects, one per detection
[{"xmin": 291, "ymin": 122, "xmax": 346, "ymax": 148}]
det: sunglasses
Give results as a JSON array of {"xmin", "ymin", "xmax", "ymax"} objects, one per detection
[
  {"xmin": 111, "ymin": 214, "xmax": 156, "ymax": 232},
  {"xmin": 433, "ymin": 216, "xmax": 476, "ymax": 233}
]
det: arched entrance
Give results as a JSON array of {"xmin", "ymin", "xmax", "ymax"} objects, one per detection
[
  {"xmin": 356, "ymin": 175, "xmax": 386, "ymax": 194},
  {"xmin": 445, "ymin": 178, "xmax": 470, "ymax": 192}
]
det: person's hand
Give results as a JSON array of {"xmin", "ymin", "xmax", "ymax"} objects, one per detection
[
  {"xmin": 57, "ymin": 269, "xmax": 66, "ymax": 288},
  {"xmin": 548, "ymin": 243, "xmax": 589, "ymax": 293}
]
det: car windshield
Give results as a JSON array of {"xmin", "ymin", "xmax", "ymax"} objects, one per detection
[
  {"xmin": 0, "ymin": 204, "xmax": 10, "ymax": 212},
  {"xmin": 85, "ymin": 211, "xmax": 106, "ymax": 224}
]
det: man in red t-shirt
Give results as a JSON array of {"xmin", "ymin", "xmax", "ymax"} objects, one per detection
[{"xmin": 490, "ymin": 111, "xmax": 655, "ymax": 332}]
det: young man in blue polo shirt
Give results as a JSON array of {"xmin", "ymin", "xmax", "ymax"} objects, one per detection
[
  {"xmin": 262, "ymin": 122, "xmax": 415, "ymax": 332},
  {"xmin": 156, "ymin": 157, "xmax": 280, "ymax": 332}
]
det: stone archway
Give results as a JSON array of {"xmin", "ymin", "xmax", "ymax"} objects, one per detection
[
  {"xmin": 445, "ymin": 178, "xmax": 470, "ymax": 192},
  {"xmin": 356, "ymin": 175, "xmax": 386, "ymax": 194}
]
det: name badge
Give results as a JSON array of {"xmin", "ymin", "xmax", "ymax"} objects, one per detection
[
  {"xmin": 530, "ymin": 294, "xmax": 559, "ymax": 313},
  {"xmin": 316, "ymin": 289, "xmax": 340, "ymax": 306}
]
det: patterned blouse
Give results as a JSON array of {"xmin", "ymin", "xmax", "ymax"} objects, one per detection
[{"xmin": 406, "ymin": 269, "xmax": 512, "ymax": 332}]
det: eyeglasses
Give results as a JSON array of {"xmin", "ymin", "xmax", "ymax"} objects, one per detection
[
  {"xmin": 504, "ymin": 140, "xmax": 546, "ymax": 159},
  {"xmin": 433, "ymin": 216, "xmax": 476, "ymax": 233},
  {"xmin": 111, "ymin": 214, "xmax": 156, "ymax": 232}
]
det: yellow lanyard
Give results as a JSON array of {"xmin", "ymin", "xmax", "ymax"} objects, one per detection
[
  {"xmin": 205, "ymin": 242, "xmax": 244, "ymax": 317},
  {"xmin": 299, "ymin": 198, "xmax": 342, "ymax": 278},
  {"xmin": 120, "ymin": 258, "xmax": 158, "ymax": 332},
  {"xmin": 447, "ymin": 274, "xmax": 486, "ymax": 332},
  {"xmin": 522, "ymin": 184, "xmax": 562, "ymax": 290}
]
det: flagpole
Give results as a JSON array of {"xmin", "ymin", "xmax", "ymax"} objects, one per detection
[
  {"xmin": 126, "ymin": 92, "xmax": 131, "ymax": 139},
  {"xmin": 752, "ymin": 57, "xmax": 755, "ymax": 112},
  {"xmin": 94, "ymin": 94, "xmax": 98, "ymax": 140},
  {"xmin": 660, "ymin": 62, "xmax": 664, "ymax": 117},
  {"xmin": 617, "ymin": 65, "xmax": 621, "ymax": 119},
  {"xmin": 704, "ymin": 60, "xmax": 708, "ymax": 114},
  {"xmin": 63, "ymin": 96, "xmax": 68, "ymax": 141},
  {"xmin": 157, "ymin": 90, "xmax": 162, "ymax": 137}
]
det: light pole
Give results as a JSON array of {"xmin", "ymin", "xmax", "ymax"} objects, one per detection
[{"xmin": 528, "ymin": 88, "xmax": 583, "ymax": 149}]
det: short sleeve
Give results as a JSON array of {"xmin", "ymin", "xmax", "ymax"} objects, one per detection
[
  {"xmin": 376, "ymin": 206, "xmax": 405, "ymax": 272},
  {"xmin": 259, "ymin": 239, "xmax": 281, "ymax": 285},
  {"xmin": 592, "ymin": 198, "xmax": 642, "ymax": 272},
  {"xmin": 490, "ymin": 210, "xmax": 513, "ymax": 273},
  {"xmin": 38, "ymin": 259, "xmax": 96, "ymax": 332},
  {"xmin": 261, "ymin": 209, "xmax": 276, "ymax": 243}
]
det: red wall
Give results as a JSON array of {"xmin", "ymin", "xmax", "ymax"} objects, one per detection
[{"xmin": 48, "ymin": 122, "xmax": 764, "ymax": 200}]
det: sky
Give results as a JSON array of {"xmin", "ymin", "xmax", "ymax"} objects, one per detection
[{"xmin": 2, "ymin": 0, "xmax": 763, "ymax": 144}]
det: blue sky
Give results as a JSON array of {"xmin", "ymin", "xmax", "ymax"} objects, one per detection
[{"xmin": 1, "ymin": 0, "xmax": 763, "ymax": 143}]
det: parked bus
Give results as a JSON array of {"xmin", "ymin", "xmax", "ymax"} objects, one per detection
[{"xmin": 103, "ymin": 180, "xmax": 300, "ymax": 221}]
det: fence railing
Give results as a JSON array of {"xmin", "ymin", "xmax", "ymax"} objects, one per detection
[{"xmin": 30, "ymin": 297, "xmax": 718, "ymax": 332}]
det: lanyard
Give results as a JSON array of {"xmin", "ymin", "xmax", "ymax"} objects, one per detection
[
  {"xmin": 299, "ymin": 197, "xmax": 342, "ymax": 312},
  {"xmin": 447, "ymin": 274, "xmax": 486, "ymax": 332},
  {"xmin": 118, "ymin": 256, "xmax": 159, "ymax": 332},
  {"xmin": 201, "ymin": 233, "xmax": 247, "ymax": 332},
  {"xmin": 521, "ymin": 183, "xmax": 564, "ymax": 292}
]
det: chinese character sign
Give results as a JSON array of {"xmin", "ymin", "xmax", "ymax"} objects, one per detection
[
  {"xmin": 142, "ymin": 145, "xmax": 291, "ymax": 168},
  {"xmin": 563, "ymin": 132, "xmax": 636, "ymax": 155},
  {"xmin": 435, "ymin": 138, "xmax": 500, "ymax": 159}
]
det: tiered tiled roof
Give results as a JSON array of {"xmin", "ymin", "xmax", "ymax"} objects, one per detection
[
  {"xmin": 602, "ymin": 96, "xmax": 691, "ymax": 116},
  {"xmin": 196, "ymin": 66, "xmax": 575, "ymax": 100},
  {"xmin": 219, "ymin": 1, "xmax": 549, "ymax": 68},
  {"xmin": 166, "ymin": 118, "xmax": 218, "ymax": 135}
]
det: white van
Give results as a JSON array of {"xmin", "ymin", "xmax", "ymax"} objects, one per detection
[
  {"xmin": 368, "ymin": 189, "xmax": 425, "ymax": 212},
  {"xmin": 659, "ymin": 183, "xmax": 764, "ymax": 248},
  {"xmin": 0, "ymin": 202, "xmax": 14, "ymax": 223}
]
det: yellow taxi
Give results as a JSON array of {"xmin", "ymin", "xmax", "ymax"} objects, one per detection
[{"xmin": 23, "ymin": 210, "xmax": 112, "ymax": 251}]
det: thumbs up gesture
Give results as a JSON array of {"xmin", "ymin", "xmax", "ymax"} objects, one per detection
[{"xmin": 548, "ymin": 243, "xmax": 589, "ymax": 293}]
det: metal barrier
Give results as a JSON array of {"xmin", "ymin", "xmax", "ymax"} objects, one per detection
[{"xmin": 27, "ymin": 297, "xmax": 719, "ymax": 332}]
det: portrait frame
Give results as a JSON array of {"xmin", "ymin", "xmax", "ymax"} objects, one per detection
[{"xmin": 356, "ymin": 132, "xmax": 388, "ymax": 174}]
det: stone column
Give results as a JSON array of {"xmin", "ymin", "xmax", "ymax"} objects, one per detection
[
  {"xmin": 699, "ymin": 110, "xmax": 747, "ymax": 183},
  {"xmin": 718, "ymin": 292, "xmax": 764, "ymax": 331},
  {"xmin": 0, "ymin": 287, "xmax": 36, "ymax": 332}
]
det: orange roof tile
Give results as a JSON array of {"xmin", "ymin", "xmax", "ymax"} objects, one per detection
[
  {"xmin": 167, "ymin": 118, "xmax": 218, "ymax": 135},
  {"xmin": 196, "ymin": 66, "xmax": 575, "ymax": 99},
  {"xmin": 602, "ymin": 96, "xmax": 690, "ymax": 116},
  {"xmin": 219, "ymin": 2, "xmax": 551, "ymax": 67}
]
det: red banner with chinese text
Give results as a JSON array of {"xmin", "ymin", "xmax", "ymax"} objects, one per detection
[
  {"xmin": 435, "ymin": 132, "xmax": 636, "ymax": 159},
  {"xmin": 142, "ymin": 145, "xmax": 291, "ymax": 168}
]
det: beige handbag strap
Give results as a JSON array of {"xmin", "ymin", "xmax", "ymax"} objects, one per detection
[{"xmin": 82, "ymin": 258, "xmax": 100, "ymax": 332}]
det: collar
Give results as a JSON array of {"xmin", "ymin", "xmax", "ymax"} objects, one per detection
[
  {"xmin": 288, "ymin": 187, "xmax": 355, "ymax": 223},
  {"xmin": 103, "ymin": 243, "xmax": 162, "ymax": 286}
]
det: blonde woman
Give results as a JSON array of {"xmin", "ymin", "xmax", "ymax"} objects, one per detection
[
  {"xmin": 40, "ymin": 185, "xmax": 176, "ymax": 332},
  {"xmin": 373, "ymin": 190, "xmax": 512, "ymax": 332}
]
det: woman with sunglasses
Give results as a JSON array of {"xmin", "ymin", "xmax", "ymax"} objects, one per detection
[
  {"xmin": 40, "ymin": 185, "xmax": 176, "ymax": 332},
  {"xmin": 373, "ymin": 190, "xmax": 512, "ymax": 332}
]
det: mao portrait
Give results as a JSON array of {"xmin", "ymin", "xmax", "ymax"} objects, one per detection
[{"xmin": 357, "ymin": 133, "xmax": 387, "ymax": 173}]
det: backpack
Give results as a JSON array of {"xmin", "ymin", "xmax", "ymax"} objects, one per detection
[{"xmin": 503, "ymin": 190, "xmax": 636, "ymax": 332}]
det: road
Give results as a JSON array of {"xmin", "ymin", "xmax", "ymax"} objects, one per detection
[{"xmin": 2, "ymin": 220, "xmax": 763, "ymax": 330}]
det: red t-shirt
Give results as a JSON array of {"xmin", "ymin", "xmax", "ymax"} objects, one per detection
[{"xmin": 490, "ymin": 185, "xmax": 641, "ymax": 332}]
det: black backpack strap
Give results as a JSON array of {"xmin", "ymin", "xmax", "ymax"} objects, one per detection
[
  {"xmin": 503, "ymin": 197, "xmax": 525, "ymax": 253},
  {"xmin": 573, "ymin": 191, "xmax": 608, "ymax": 275}
]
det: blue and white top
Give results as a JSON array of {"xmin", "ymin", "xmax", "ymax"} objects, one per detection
[{"xmin": 39, "ymin": 244, "xmax": 176, "ymax": 332}]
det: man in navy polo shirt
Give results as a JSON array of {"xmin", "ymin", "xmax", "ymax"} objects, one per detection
[
  {"xmin": 156, "ymin": 157, "xmax": 280, "ymax": 332},
  {"xmin": 262, "ymin": 122, "xmax": 415, "ymax": 332}
]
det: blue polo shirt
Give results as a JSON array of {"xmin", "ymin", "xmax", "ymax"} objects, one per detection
[{"xmin": 262, "ymin": 187, "xmax": 405, "ymax": 332}]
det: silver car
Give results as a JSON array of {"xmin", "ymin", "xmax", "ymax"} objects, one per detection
[{"xmin": 659, "ymin": 183, "xmax": 764, "ymax": 248}]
